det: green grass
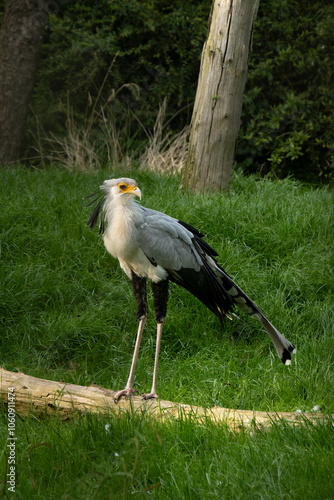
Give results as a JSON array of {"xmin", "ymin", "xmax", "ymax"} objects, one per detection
[
  {"xmin": 0, "ymin": 411, "xmax": 333, "ymax": 499},
  {"xmin": 0, "ymin": 166, "xmax": 333, "ymax": 498}
]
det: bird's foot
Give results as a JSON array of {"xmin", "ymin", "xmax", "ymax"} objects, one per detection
[
  {"xmin": 114, "ymin": 388, "xmax": 138, "ymax": 404},
  {"xmin": 142, "ymin": 392, "xmax": 158, "ymax": 400}
]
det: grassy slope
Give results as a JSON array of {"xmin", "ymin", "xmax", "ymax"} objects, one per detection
[{"xmin": 0, "ymin": 166, "xmax": 333, "ymax": 498}]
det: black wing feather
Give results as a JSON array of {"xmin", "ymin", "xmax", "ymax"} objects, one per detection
[
  {"xmin": 178, "ymin": 220, "xmax": 218, "ymax": 257},
  {"xmin": 165, "ymin": 220, "xmax": 233, "ymax": 322}
]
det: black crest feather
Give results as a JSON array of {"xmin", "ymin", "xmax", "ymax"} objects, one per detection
[{"xmin": 85, "ymin": 191, "xmax": 106, "ymax": 235}]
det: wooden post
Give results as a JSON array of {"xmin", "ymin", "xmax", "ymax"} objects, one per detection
[{"xmin": 181, "ymin": 0, "xmax": 260, "ymax": 193}]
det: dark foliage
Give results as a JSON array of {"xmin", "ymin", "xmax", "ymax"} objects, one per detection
[
  {"xmin": 29, "ymin": 0, "xmax": 209, "ymax": 140},
  {"xmin": 238, "ymin": 0, "xmax": 334, "ymax": 182},
  {"xmin": 5, "ymin": 0, "xmax": 332, "ymax": 182}
]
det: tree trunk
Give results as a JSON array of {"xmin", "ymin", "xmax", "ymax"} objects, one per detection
[
  {"xmin": 0, "ymin": 0, "xmax": 49, "ymax": 165},
  {"xmin": 0, "ymin": 368, "xmax": 327, "ymax": 430},
  {"xmin": 181, "ymin": 0, "xmax": 260, "ymax": 193}
]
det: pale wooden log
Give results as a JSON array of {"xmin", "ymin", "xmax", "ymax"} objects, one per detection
[{"xmin": 0, "ymin": 368, "xmax": 328, "ymax": 430}]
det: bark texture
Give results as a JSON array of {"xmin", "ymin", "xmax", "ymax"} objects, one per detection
[
  {"xmin": 0, "ymin": 368, "xmax": 328, "ymax": 430},
  {"xmin": 0, "ymin": 0, "xmax": 49, "ymax": 165},
  {"xmin": 181, "ymin": 0, "xmax": 260, "ymax": 193}
]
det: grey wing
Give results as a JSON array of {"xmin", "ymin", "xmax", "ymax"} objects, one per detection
[
  {"xmin": 137, "ymin": 208, "xmax": 202, "ymax": 272},
  {"xmin": 137, "ymin": 207, "xmax": 235, "ymax": 321}
]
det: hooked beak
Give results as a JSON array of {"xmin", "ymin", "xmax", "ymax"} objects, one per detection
[
  {"xmin": 132, "ymin": 186, "xmax": 142, "ymax": 199},
  {"xmin": 124, "ymin": 185, "xmax": 141, "ymax": 199}
]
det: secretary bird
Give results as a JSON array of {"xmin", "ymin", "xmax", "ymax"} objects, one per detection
[{"xmin": 86, "ymin": 178, "xmax": 295, "ymax": 402}]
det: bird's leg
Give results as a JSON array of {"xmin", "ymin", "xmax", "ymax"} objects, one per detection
[
  {"xmin": 142, "ymin": 322, "xmax": 163, "ymax": 400},
  {"xmin": 114, "ymin": 273, "xmax": 148, "ymax": 403},
  {"xmin": 114, "ymin": 318, "xmax": 146, "ymax": 403},
  {"xmin": 142, "ymin": 279, "xmax": 169, "ymax": 400}
]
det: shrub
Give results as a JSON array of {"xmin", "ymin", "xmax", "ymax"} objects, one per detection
[{"xmin": 237, "ymin": 0, "xmax": 334, "ymax": 182}]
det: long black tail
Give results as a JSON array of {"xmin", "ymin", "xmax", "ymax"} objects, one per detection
[
  {"xmin": 176, "ymin": 220, "xmax": 296, "ymax": 365},
  {"xmin": 215, "ymin": 264, "xmax": 296, "ymax": 365}
]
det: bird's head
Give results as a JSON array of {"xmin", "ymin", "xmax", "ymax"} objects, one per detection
[
  {"xmin": 86, "ymin": 178, "xmax": 141, "ymax": 234},
  {"xmin": 102, "ymin": 178, "xmax": 142, "ymax": 202}
]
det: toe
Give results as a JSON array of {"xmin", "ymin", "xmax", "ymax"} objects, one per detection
[{"xmin": 142, "ymin": 392, "xmax": 158, "ymax": 400}]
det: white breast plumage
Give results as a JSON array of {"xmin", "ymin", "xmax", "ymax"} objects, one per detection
[
  {"xmin": 103, "ymin": 205, "xmax": 139, "ymax": 260},
  {"xmin": 103, "ymin": 203, "xmax": 168, "ymax": 282}
]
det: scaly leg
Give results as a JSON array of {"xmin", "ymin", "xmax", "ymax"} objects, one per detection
[
  {"xmin": 141, "ymin": 279, "xmax": 168, "ymax": 400},
  {"xmin": 114, "ymin": 318, "xmax": 146, "ymax": 403},
  {"xmin": 142, "ymin": 322, "xmax": 163, "ymax": 400}
]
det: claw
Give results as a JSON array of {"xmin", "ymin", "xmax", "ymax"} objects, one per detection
[{"xmin": 114, "ymin": 388, "xmax": 138, "ymax": 403}]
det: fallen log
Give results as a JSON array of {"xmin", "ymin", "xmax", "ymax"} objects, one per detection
[{"xmin": 0, "ymin": 367, "xmax": 328, "ymax": 431}]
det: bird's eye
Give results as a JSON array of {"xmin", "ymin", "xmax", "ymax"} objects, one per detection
[{"xmin": 119, "ymin": 184, "xmax": 127, "ymax": 191}]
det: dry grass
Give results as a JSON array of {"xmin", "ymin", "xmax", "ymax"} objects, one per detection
[
  {"xmin": 33, "ymin": 55, "xmax": 140, "ymax": 171},
  {"xmin": 33, "ymin": 76, "xmax": 188, "ymax": 175},
  {"xmin": 36, "ymin": 83, "xmax": 139, "ymax": 172},
  {"xmin": 139, "ymin": 99, "xmax": 189, "ymax": 175},
  {"xmin": 43, "ymin": 100, "xmax": 100, "ymax": 172}
]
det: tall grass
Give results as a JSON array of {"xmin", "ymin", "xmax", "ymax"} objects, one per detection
[
  {"xmin": 33, "ymin": 82, "xmax": 188, "ymax": 175},
  {"xmin": 139, "ymin": 99, "xmax": 189, "ymax": 175},
  {"xmin": 33, "ymin": 82, "xmax": 140, "ymax": 171},
  {"xmin": 0, "ymin": 166, "xmax": 333, "ymax": 498}
]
